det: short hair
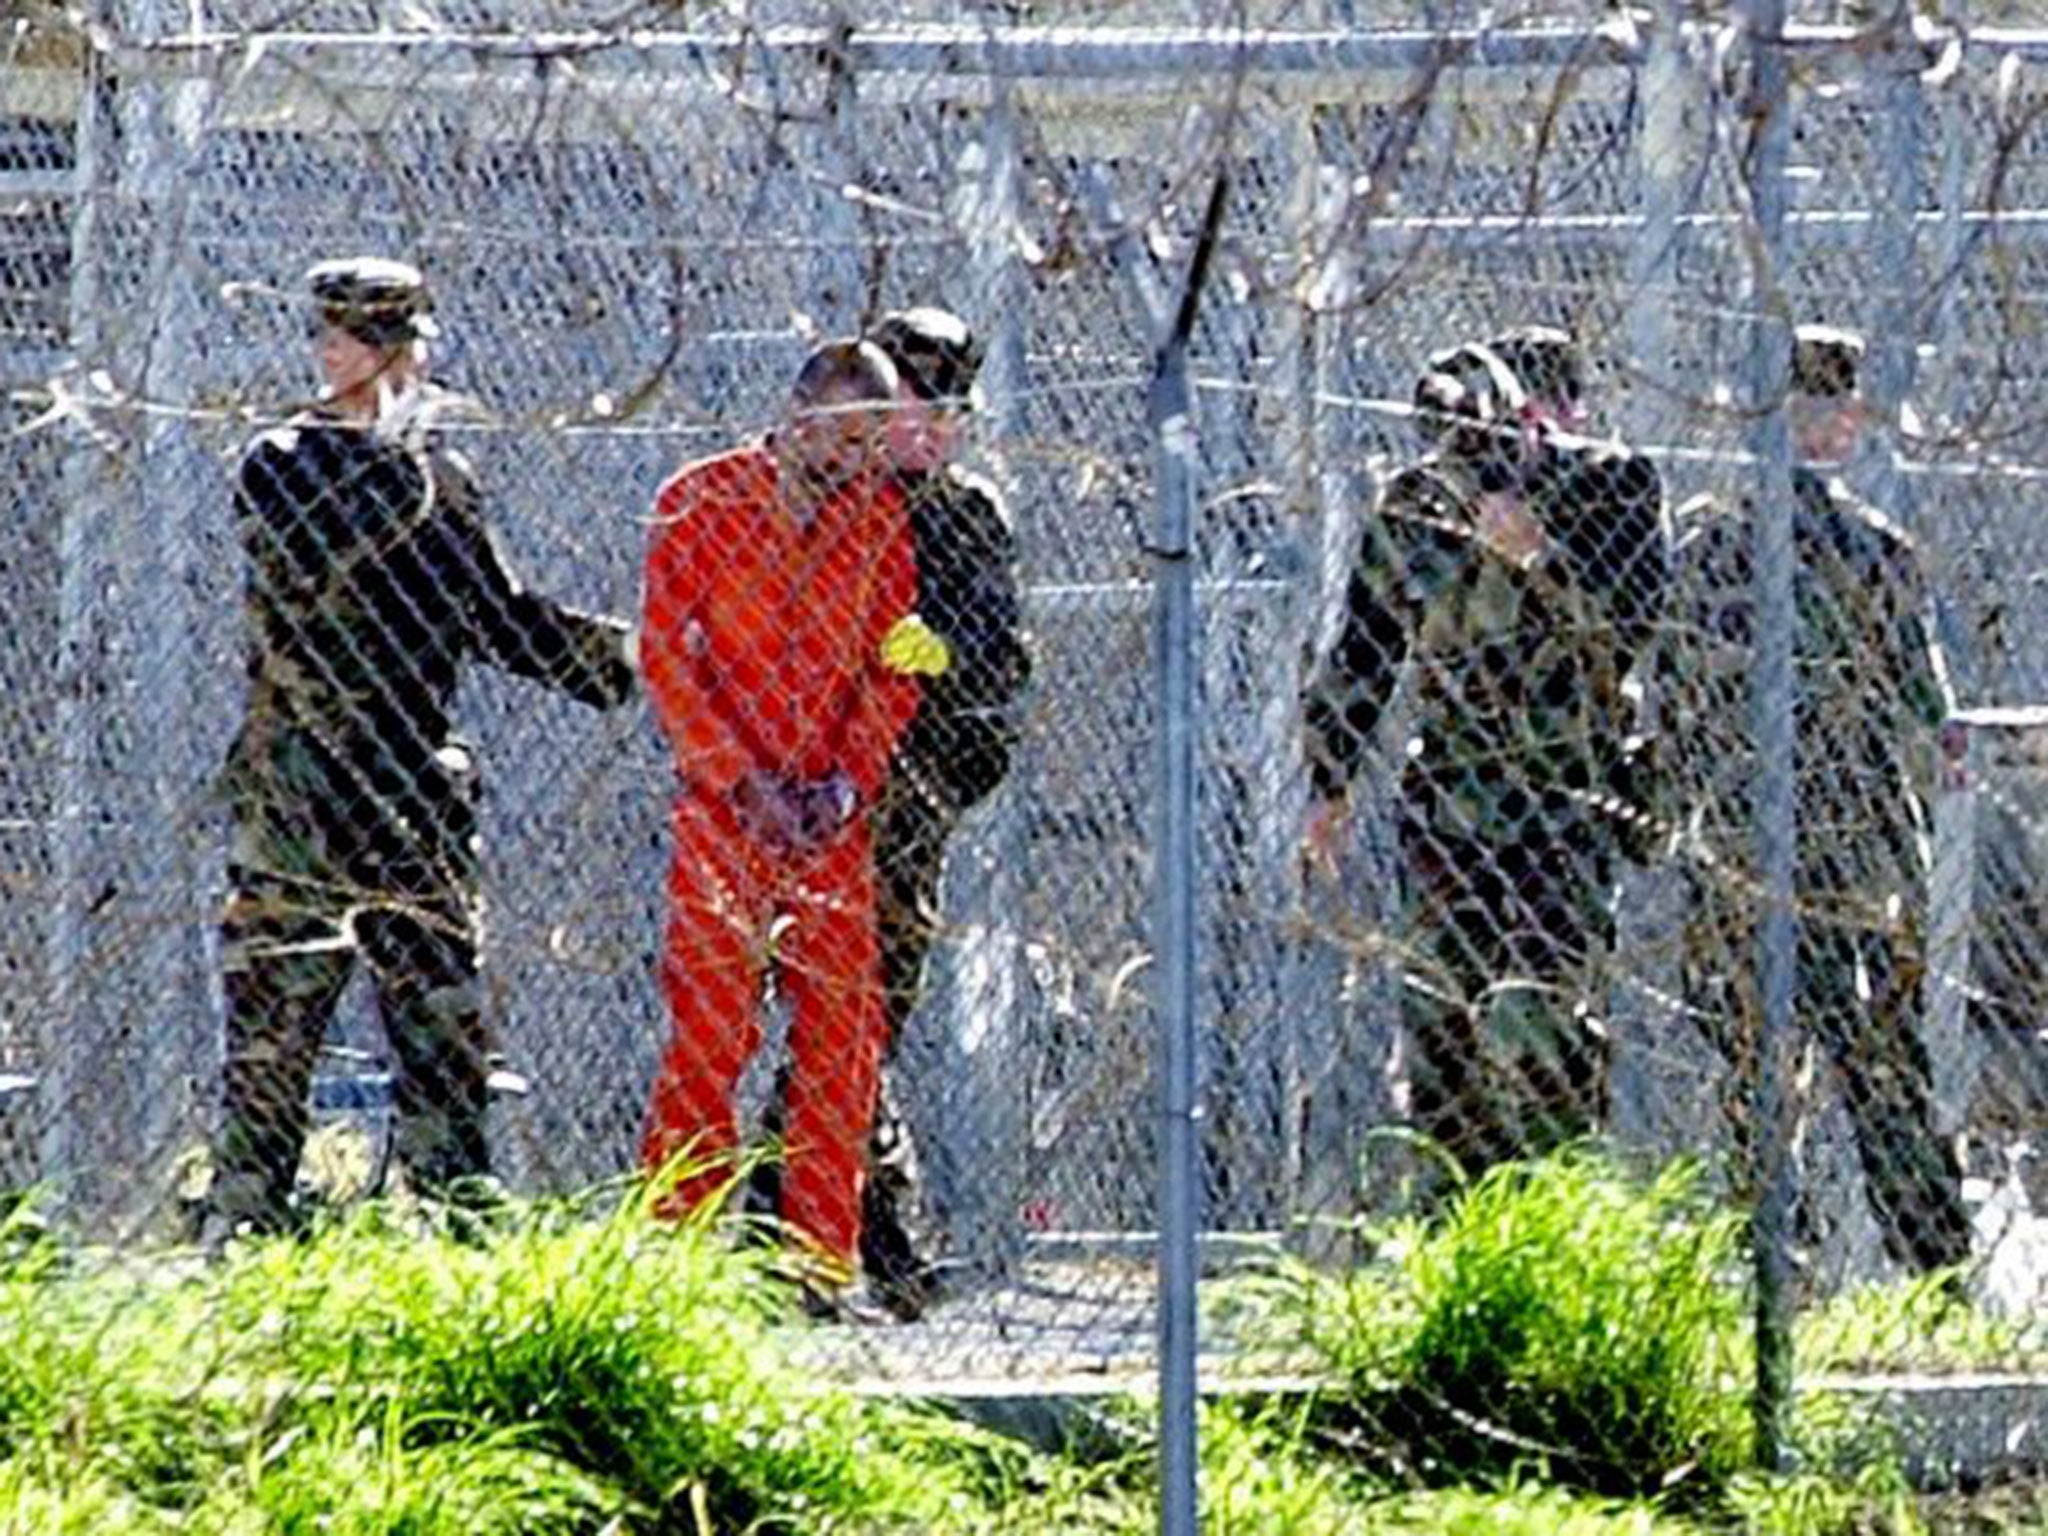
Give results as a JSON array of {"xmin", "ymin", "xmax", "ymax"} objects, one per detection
[
  {"xmin": 1791, "ymin": 324, "xmax": 1864, "ymax": 399},
  {"xmin": 789, "ymin": 338, "xmax": 900, "ymax": 408}
]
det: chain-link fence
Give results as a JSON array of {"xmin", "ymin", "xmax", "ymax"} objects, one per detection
[{"xmin": 10, "ymin": 0, "xmax": 2048, "ymax": 1523}]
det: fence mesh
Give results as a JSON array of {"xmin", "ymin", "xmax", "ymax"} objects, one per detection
[{"xmin": 9, "ymin": 1, "xmax": 2048, "ymax": 1524}]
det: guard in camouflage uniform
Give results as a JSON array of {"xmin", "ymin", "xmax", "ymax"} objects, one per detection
[
  {"xmin": 1303, "ymin": 337, "xmax": 1666, "ymax": 1182},
  {"xmin": 200, "ymin": 258, "xmax": 636, "ymax": 1238},
  {"xmin": 1667, "ymin": 324, "xmax": 1971, "ymax": 1276},
  {"xmin": 865, "ymin": 308, "xmax": 1029, "ymax": 1309},
  {"xmin": 1491, "ymin": 326, "xmax": 1669, "ymax": 706},
  {"xmin": 755, "ymin": 309, "xmax": 1031, "ymax": 1315}
]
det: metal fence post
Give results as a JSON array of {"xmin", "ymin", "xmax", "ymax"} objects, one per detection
[
  {"xmin": 38, "ymin": 0, "xmax": 212, "ymax": 1226},
  {"xmin": 1281, "ymin": 113, "xmax": 1384, "ymax": 1243},
  {"xmin": 1274, "ymin": 105, "xmax": 1323, "ymax": 1229},
  {"xmin": 123, "ymin": 0, "xmax": 214, "ymax": 1221},
  {"xmin": 44, "ymin": 10, "xmax": 113, "ymax": 1215},
  {"xmin": 1613, "ymin": 2, "xmax": 1692, "ymax": 1160},
  {"xmin": 1863, "ymin": 12, "xmax": 1924, "ymax": 535},
  {"xmin": 1928, "ymin": 713, "xmax": 1981, "ymax": 1146},
  {"xmin": 1150, "ymin": 277, "xmax": 1201, "ymax": 1536},
  {"xmin": 1738, "ymin": 0, "xmax": 1800, "ymax": 1472},
  {"xmin": 919, "ymin": 61, "xmax": 1032, "ymax": 1276},
  {"xmin": 1149, "ymin": 169, "xmax": 1229, "ymax": 1536},
  {"xmin": 810, "ymin": 6, "xmax": 866, "ymax": 330},
  {"xmin": 1925, "ymin": 55, "xmax": 1988, "ymax": 700},
  {"xmin": 1626, "ymin": 5, "xmax": 1685, "ymax": 452}
]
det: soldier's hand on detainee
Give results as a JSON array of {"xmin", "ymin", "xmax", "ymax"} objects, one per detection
[{"xmin": 881, "ymin": 614, "xmax": 952, "ymax": 677}]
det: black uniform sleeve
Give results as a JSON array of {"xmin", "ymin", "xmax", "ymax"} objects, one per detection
[
  {"xmin": 237, "ymin": 431, "xmax": 347, "ymax": 606},
  {"xmin": 927, "ymin": 474, "xmax": 1031, "ymax": 712},
  {"xmin": 1871, "ymin": 522, "xmax": 1952, "ymax": 737},
  {"xmin": 437, "ymin": 451, "xmax": 636, "ymax": 710},
  {"xmin": 235, "ymin": 436, "xmax": 308, "ymax": 598},
  {"xmin": 1533, "ymin": 440, "xmax": 1670, "ymax": 673},
  {"xmin": 1301, "ymin": 494, "xmax": 1420, "ymax": 803}
]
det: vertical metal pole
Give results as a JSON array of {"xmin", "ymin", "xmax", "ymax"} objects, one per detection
[
  {"xmin": 1911, "ymin": 39, "xmax": 1988, "ymax": 713},
  {"xmin": 1614, "ymin": 2, "xmax": 1689, "ymax": 1154},
  {"xmin": 1282, "ymin": 116, "xmax": 1381, "ymax": 1243},
  {"xmin": 934, "ymin": 60, "xmax": 1032, "ymax": 1275},
  {"xmin": 1626, "ymin": 4, "xmax": 1685, "ymax": 452},
  {"xmin": 1274, "ymin": 106, "xmax": 1320, "ymax": 1226},
  {"xmin": 812, "ymin": 7, "xmax": 865, "ymax": 329},
  {"xmin": 45, "ymin": 9, "xmax": 113, "ymax": 1211},
  {"xmin": 45, "ymin": 0, "xmax": 219, "ymax": 1228},
  {"xmin": 1151, "ymin": 171, "xmax": 1228, "ymax": 1536},
  {"xmin": 975, "ymin": 87, "xmax": 1028, "ymax": 455},
  {"xmin": 1151, "ymin": 318, "xmax": 1202, "ymax": 1536},
  {"xmin": 125, "ymin": 0, "xmax": 213, "ymax": 1222},
  {"xmin": 1863, "ymin": 13, "xmax": 1923, "ymax": 534},
  {"xmin": 1928, "ymin": 72, "xmax": 1984, "ymax": 697},
  {"xmin": 1927, "ymin": 715, "xmax": 1977, "ymax": 1142},
  {"xmin": 1739, "ymin": 0, "xmax": 1799, "ymax": 1473}
]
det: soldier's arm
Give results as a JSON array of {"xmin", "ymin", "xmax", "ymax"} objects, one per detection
[
  {"xmin": 235, "ymin": 432, "xmax": 333, "ymax": 608},
  {"xmin": 1892, "ymin": 540, "xmax": 1954, "ymax": 733},
  {"xmin": 1879, "ymin": 532, "xmax": 1954, "ymax": 827},
  {"xmin": 1301, "ymin": 508, "xmax": 1414, "ymax": 804},
  {"xmin": 1651, "ymin": 499, "xmax": 1739, "ymax": 792},
  {"xmin": 934, "ymin": 473, "xmax": 1031, "ymax": 709},
  {"xmin": 1600, "ymin": 450, "xmax": 1671, "ymax": 669},
  {"xmin": 445, "ymin": 451, "xmax": 636, "ymax": 709},
  {"xmin": 1665, "ymin": 501, "xmax": 1744, "ymax": 648}
]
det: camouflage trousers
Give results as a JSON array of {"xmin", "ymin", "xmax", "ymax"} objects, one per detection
[
  {"xmin": 204, "ymin": 802, "xmax": 491, "ymax": 1236},
  {"xmin": 1683, "ymin": 879, "xmax": 1971, "ymax": 1277},
  {"xmin": 1400, "ymin": 832, "xmax": 1615, "ymax": 1185}
]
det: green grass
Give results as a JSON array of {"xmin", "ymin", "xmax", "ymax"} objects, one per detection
[
  {"xmin": 1231, "ymin": 1147, "xmax": 2048, "ymax": 1533},
  {"xmin": 1271, "ymin": 1151, "xmax": 1753, "ymax": 1500},
  {"xmin": 0, "ymin": 1192, "xmax": 985, "ymax": 1532},
  {"xmin": 1345, "ymin": 1481, "xmax": 1706, "ymax": 1533},
  {"xmin": 1798, "ymin": 1271, "xmax": 2048, "ymax": 1376},
  {"xmin": 3, "ymin": 1157, "xmax": 2044, "ymax": 1533}
]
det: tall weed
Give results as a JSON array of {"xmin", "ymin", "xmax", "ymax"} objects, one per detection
[
  {"xmin": 0, "ymin": 1195, "xmax": 972, "ymax": 1532},
  {"xmin": 1292, "ymin": 1151, "xmax": 1752, "ymax": 1497}
]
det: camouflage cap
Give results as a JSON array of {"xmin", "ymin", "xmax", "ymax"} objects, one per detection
[
  {"xmin": 1791, "ymin": 323, "xmax": 1864, "ymax": 399},
  {"xmin": 307, "ymin": 256, "xmax": 439, "ymax": 347},
  {"xmin": 868, "ymin": 307, "xmax": 983, "ymax": 407},
  {"xmin": 1485, "ymin": 325, "xmax": 1585, "ymax": 410},
  {"xmin": 1415, "ymin": 340, "xmax": 1526, "ymax": 428}
]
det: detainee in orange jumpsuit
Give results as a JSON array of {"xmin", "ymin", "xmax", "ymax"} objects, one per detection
[{"xmin": 640, "ymin": 340, "xmax": 929, "ymax": 1273}]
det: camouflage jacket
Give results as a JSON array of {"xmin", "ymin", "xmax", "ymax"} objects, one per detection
[
  {"xmin": 228, "ymin": 399, "xmax": 634, "ymax": 847},
  {"xmin": 1304, "ymin": 439, "xmax": 1667, "ymax": 859},
  {"xmin": 1665, "ymin": 466, "xmax": 1949, "ymax": 911},
  {"xmin": 893, "ymin": 464, "xmax": 1031, "ymax": 809}
]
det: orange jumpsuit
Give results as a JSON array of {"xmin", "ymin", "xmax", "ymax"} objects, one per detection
[{"xmin": 640, "ymin": 443, "xmax": 921, "ymax": 1266}]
